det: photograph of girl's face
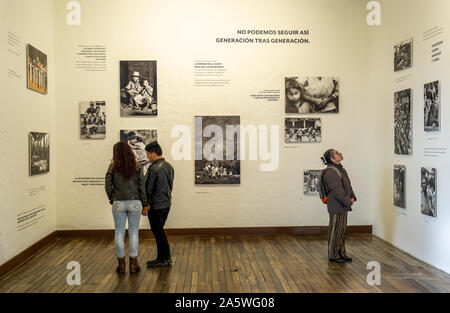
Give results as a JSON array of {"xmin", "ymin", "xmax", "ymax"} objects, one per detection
[{"xmin": 287, "ymin": 88, "xmax": 301, "ymax": 103}]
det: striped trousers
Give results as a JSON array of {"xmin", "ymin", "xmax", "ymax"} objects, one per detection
[{"xmin": 328, "ymin": 213, "xmax": 348, "ymax": 259}]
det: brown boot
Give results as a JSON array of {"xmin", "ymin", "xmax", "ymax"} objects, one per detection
[
  {"xmin": 116, "ymin": 257, "xmax": 125, "ymax": 273},
  {"xmin": 129, "ymin": 257, "xmax": 141, "ymax": 273}
]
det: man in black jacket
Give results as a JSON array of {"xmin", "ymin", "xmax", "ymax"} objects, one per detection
[{"xmin": 144, "ymin": 142, "xmax": 175, "ymax": 267}]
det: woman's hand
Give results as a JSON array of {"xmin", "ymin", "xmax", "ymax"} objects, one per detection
[{"xmin": 142, "ymin": 205, "xmax": 150, "ymax": 216}]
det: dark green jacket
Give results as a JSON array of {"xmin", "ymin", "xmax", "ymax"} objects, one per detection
[
  {"xmin": 145, "ymin": 158, "xmax": 174, "ymax": 210},
  {"xmin": 105, "ymin": 164, "xmax": 148, "ymax": 207}
]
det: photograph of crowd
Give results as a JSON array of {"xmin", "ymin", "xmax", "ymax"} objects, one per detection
[
  {"xmin": 285, "ymin": 118, "xmax": 322, "ymax": 143},
  {"xmin": 26, "ymin": 44, "xmax": 47, "ymax": 94},
  {"xmin": 421, "ymin": 167, "xmax": 437, "ymax": 218},
  {"xmin": 394, "ymin": 38, "xmax": 413, "ymax": 72},
  {"xmin": 394, "ymin": 165, "xmax": 406, "ymax": 208},
  {"xmin": 79, "ymin": 101, "xmax": 106, "ymax": 139},
  {"xmin": 29, "ymin": 132, "xmax": 50, "ymax": 176},
  {"xmin": 120, "ymin": 130, "xmax": 157, "ymax": 174},
  {"xmin": 285, "ymin": 77, "xmax": 339, "ymax": 114},
  {"xmin": 394, "ymin": 89, "xmax": 412, "ymax": 155},
  {"xmin": 120, "ymin": 61, "xmax": 157, "ymax": 117},
  {"xmin": 424, "ymin": 81, "xmax": 440, "ymax": 131},
  {"xmin": 304, "ymin": 170, "xmax": 321, "ymax": 195},
  {"xmin": 195, "ymin": 116, "xmax": 240, "ymax": 184}
]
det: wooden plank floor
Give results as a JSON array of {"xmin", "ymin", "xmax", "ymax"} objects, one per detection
[{"xmin": 0, "ymin": 234, "xmax": 449, "ymax": 293}]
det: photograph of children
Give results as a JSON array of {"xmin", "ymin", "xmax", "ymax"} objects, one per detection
[
  {"xmin": 394, "ymin": 89, "xmax": 412, "ymax": 155},
  {"xmin": 394, "ymin": 165, "xmax": 406, "ymax": 208},
  {"xmin": 304, "ymin": 170, "xmax": 321, "ymax": 195},
  {"xmin": 29, "ymin": 132, "xmax": 50, "ymax": 176},
  {"xmin": 394, "ymin": 38, "xmax": 413, "ymax": 72},
  {"xmin": 79, "ymin": 101, "xmax": 106, "ymax": 139},
  {"xmin": 285, "ymin": 118, "xmax": 322, "ymax": 143},
  {"xmin": 120, "ymin": 130, "xmax": 157, "ymax": 174},
  {"xmin": 195, "ymin": 116, "xmax": 240, "ymax": 185},
  {"xmin": 120, "ymin": 61, "xmax": 157, "ymax": 117},
  {"xmin": 421, "ymin": 167, "xmax": 437, "ymax": 218},
  {"xmin": 26, "ymin": 44, "xmax": 47, "ymax": 94},
  {"xmin": 424, "ymin": 81, "xmax": 440, "ymax": 131},
  {"xmin": 285, "ymin": 77, "xmax": 339, "ymax": 114}
]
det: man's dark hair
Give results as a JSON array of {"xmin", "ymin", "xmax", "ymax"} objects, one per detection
[{"xmin": 145, "ymin": 141, "xmax": 162, "ymax": 156}]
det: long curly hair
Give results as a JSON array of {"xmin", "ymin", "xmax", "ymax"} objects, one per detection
[{"xmin": 111, "ymin": 141, "xmax": 137, "ymax": 180}]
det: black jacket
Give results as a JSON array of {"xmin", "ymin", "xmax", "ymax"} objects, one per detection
[
  {"xmin": 105, "ymin": 164, "xmax": 148, "ymax": 207},
  {"xmin": 145, "ymin": 158, "xmax": 174, "ymax": 210},
  {"xmin": 322, "ymin": 163, "xmax": 356, "ymax": 214}
]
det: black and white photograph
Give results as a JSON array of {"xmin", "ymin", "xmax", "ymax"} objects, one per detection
[
  {"xmin": 120, "ymin": 130, "xmax": 157, "ymax": 173},
  {"xmin": 424, "ymin": 81, "xmax": 440, "ymax": 131},
  {"xmin": 195, "ymin": 116, "xmax": 240, "ymax": 185},
  {"xmin": 421, "ymin": 167, "xmax": 437, "ymax": 218},
  {"xmin": 120, "ymin": 61, "xmax": 157, "ymax": 117},
  {"xmin": 26, "ymin": 44, "xmax": 47, "ymax": 94},
  {"xmin": 394, "ymin": 89, "xmax": 412, "ymax": 155},
  {"xmin": 394, "ymin": 165, "xmax": 406, "ymax": 208},
  {"xmin": 285, "ymin": 118, "xmax": 322, "ymax": 143},
  {"xmin": 285, "ymin": 77, "xmax": 339, "ymax": 114},
  {"xmin": 29, "ymin": 132, "xmax": 50, "ymax": 176},
  {"xmin": 79, "ymin": 101, "xmax": 106, "ymax": 139},
  {"xmin": 304, "ymin": 170, "xmax": 321, "ymax": 195},
  {"xmin": 394, "ymin": 38, "xmax": 413, "ymax": 72}
]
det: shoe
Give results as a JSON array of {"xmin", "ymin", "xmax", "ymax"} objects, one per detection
[
  {"xmin": 340, "ymin": 255, "xmax": 352, "ymax": 262},
  {"xmin": 129, "ymin": 257, "xmax": 141, "ymax": 273},
  {"xmin": 116, "ymin": 257, "xmax": 126, "ymax": 273},
  {"xmin": 329, "ymin": 258, "xmax": 346, "ymax": 264},
  {"xmin": 146, "ymin": 258, "xmax": 171, "ymax": 268}
]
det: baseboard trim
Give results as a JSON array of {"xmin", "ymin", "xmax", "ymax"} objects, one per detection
[
  {"xmin": 1, "ymin": 225, "xmax": 372, "ymax": 278},
  {"xmin": 56, "ymin": 225, "xmax": 372, "ymax": 238},
  {"xmin": 0, "ymin": 231, "xmax": 58, "ymax": 279}
]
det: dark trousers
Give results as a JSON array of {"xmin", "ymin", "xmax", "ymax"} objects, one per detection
[
  {"xmin": 328, "ymin": 213, "xmax": 348, "ymax": 259},
  {"xmin": 148, "ymin": 208, "xmax": 170, "ymax": 260}
]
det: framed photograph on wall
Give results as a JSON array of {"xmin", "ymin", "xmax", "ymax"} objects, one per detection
[
  {"xmin": 79, "ymin": 101, "xmax": 106, "ymax": 139},
  {"xmin": 195, "ymin": 116, "xmax": 240, "ymax": 185},
  {"xmin": 304, "ymin": 170, "xmax": 321, "ymax": 195},
  {"xmin": 421, "ymin": 167, "xmax": 437, "ymax": 218},
  {"xmin": 120, "ymin": 130, "xmax": 157, "ymax": 174},
  {"xmin": 29, "ymin": 132, "xmax": 50, "ymax": 176},
  {"xmin": 394, "ymin": 38, "xmax": 413, "ymax": 72},
  {"xmin": 120, "ymin": 61, "xmax": 157, "ymax": 117},
  {"xmin": 424, "ymin": 81, "xmax": 440, "ymax": 132},
  {"xmin": 285, "ymin": 118, "xmax": 322, "ymax": 143},
  {"xmin": 394, "ymin": 165, "xmax": 406, "ymax": 208},
  {"xmin": 394, "ymin": 88, "xmax": 412, "ymax": 155},
  {"xmin": 26, "ymin": 44, "xmax": 48, "ymax": 94},
  {"xmin": 285, "ymin": 77, "xmax": 339, "ymax": 114}
]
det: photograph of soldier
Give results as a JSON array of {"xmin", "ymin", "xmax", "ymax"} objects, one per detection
[
  {"xmin": 394, "ymin": 89, "xmax": 412, "ymax": 155},
  {"xmin": 421, "ymin": 167, "xmax": 437, "ymax": 218},
  {"xmin": 195, "ymin": 116, "xmax": 240, "ymax": 184},
  {"xmin": 394, "ymin": 165, "xmax": 406, "ymax": 208},
  {"xmin": 26, "ymin": 44, "xmax": 47, "ymax": 94},
  {"xmin": 120, "ymin": 129, "xmax": 157, "ymax": 174},
  {"xmin": 394, "ymin": 38, "xmax": 413, "ymax": 72},
  {"xmin": 304, "ymin": 170, "xmax": 321, "ymax": 195},
  {"xmin": 29, "ymin": 132, "xmax": 50, "ymax": 176},
  {"xmin": 80, "ymin": 101, "xmax": 106, "ymax": 139},
  {"xmin": 120, "ymin": 61, "xmax": 157, "ymax": 117},
  {"xmin": 424, "ymin": 81, "xmax": 440, "ymax": 131},
  {"xmin": 285, "ymin": 118, "xmax": 322, "ymax": 143}
]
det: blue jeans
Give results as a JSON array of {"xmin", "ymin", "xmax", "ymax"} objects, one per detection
[{"xmin": 111, "ymin": 200, "xmax": 142, "ymax": 258}]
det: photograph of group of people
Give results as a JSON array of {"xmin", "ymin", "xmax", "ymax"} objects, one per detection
[
  {"xmin": 285, "ymin": 118, "xmax": 322, "ymax": 143},
  {"xmin": 421, "ymin": 167, "xmax": 437, "ymax": 217},
  {"xmin": 424, "ymin": 81, "xmax": 440, "ymax": 132},
  {"xmin": 79, "ymin": 101, "xmax": 106, "ymax": 139},
  {"xmin": 29, "ymin": 132, "xmax": 50, "ymax": 176},
  {"xmin": 120, "ymin": 61, "xmax": 157, "ymax": 117},
  {"xmin": 26, "ymin": 44, "xmax": 47, "ymax": 94},
  {"xmin": 303, "ymin": 170, "xmax": 321, "ymax": 195},
  {"xmin": 394, "ymin": 88, "xmax": 412, "ymax": 155},
  {"xmin": 394, "ymin": 38, "xmax": 413, "ymax": 72}
]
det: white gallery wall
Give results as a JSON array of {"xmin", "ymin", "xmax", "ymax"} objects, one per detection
[
  {"xmin": 53, "ymin": 0, "xmax": 374, "ymax": 230},
  {"xmin": 369, "ymin": 0, "xmax": 450, "ymax": 273},
  {"xmin": 0, "ymin": 0, "xmax": 56, "ymax": 265}
]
